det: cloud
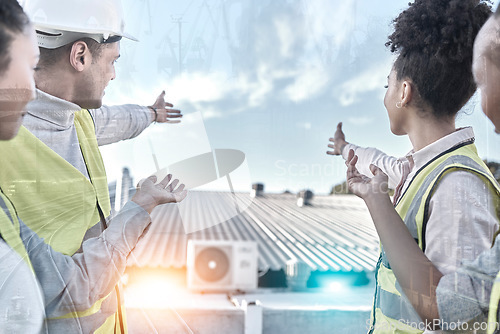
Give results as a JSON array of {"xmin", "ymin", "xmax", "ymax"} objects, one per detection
[
  {"xmin": 239, "ymin": 64, "xmax": 280, "ymax": 108},
  {"xmin": 285, "ymin": 64, "xmax": 330, "ymax": 103},
  {"xmin": 200, "ymin": 109, "xmax": 223, "ymax": 119},
  {"xmin": 302, "ymin": 0, "xmax": 357, "ymax": 48},
  {"xmin": 336, "ymin": 59, "xmax": 392, "ymax": 107},
  {"xmin": 107, "ymin": 0, "xmax": 387, "ymax": 118},
  {"xmin": 166, "ymin": 72, "xmax": 231, "ymax": 103},
  {"xmin": 274, "ymin": 16, "xmax": 296, "ymax": 59},
  {"xmin": 296, "ymin": 122, "xmax": 312, "ymax": 130},
  {"xmin": 347, "ymin": 117, "xmax": 374, "ymax": 126}
]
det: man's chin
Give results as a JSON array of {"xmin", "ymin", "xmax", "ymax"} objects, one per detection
[{"xmin": 73, "ymin": 99, "xmax": 103, "ymax": 110}]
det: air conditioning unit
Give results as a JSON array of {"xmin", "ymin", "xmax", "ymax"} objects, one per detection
[{"xmin": 187, "ymin": 240, "xmax": 258, "ymax": 291}]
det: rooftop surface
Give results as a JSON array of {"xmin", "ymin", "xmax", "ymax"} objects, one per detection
[{"xmin": 127, "ymin": 192, "xmax": 380, "ymax": 273}]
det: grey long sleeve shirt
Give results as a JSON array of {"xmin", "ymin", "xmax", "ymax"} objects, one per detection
[
  {"xmin": 436, "ymin": 239, "xmax": 500, "ymax": 331},
  {"xmin": 20, "ymin": 201, "xmax": 151, "ymax": 332},
  {"xmin": 23, "ymin": 89, "xmax": 153, "ymax": 180}
]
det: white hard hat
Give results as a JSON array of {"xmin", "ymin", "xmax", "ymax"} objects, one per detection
[{"xmin": 22, "ymin": 0, "xmax": 138, "ymax": 49}]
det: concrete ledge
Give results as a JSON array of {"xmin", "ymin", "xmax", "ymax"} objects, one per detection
[
  {"xmin": 127, "ymin": 307, "xmax": 370, "ymax": 333},
  {"xmin": 263, "ymin": 309, "xmax": 370, "ymax": 334},
  {"xmin": 127, "ymin": 308, "xmax": 244, "ymax": 334}
]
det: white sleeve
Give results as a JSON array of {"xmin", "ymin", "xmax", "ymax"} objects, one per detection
[
  {"xmin": 424, "ymin": 171, "xmax": 499, "ymax": 276},
  {"xmin": 341, "ymin": 143, "xmax": 404, "ymax": 189},
  {"xmin": 89, "ymin": 105, "xmax": 154, "ymax": 146},
  {"xmin": 0, "ymin": 240, "xmax": 45, "ymax": 333}
]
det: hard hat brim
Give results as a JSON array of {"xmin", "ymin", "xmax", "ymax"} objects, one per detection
[
  {"xmin": 121, "ymin": 31, "xmax": 139, "ymax": 42},
  {"xmin": 35, "ymin": 26, "xmax": 139, "ymax": 49}
]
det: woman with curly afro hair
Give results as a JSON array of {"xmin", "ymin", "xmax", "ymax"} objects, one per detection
[{"xmin": 329, "ymin": 0, "xmax": 499, "ymax": 332}]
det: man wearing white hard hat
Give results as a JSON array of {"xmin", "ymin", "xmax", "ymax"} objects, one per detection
[{"xmin": 0, "ymin": 0, "xmax": 182, "ymax": 333}]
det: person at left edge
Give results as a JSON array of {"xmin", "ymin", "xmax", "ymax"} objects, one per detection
[
  {"xmin": 0, "ymin": 1, "xmax": 45, "ymax": 332},
  {"xmin": 0, "ymin": 0, "xmax": 181, "ymax": 333},
  {"xmin": 0, "ymin": 1, "xmax": 188, "ymax": 334}
]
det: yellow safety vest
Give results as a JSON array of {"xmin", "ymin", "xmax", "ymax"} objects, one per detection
[
  {"xmin": 0, "ymin": 110, "xmax": 125, "ymax": 333},
  {"xmin": 488, "ymin": 272, "xmax": 500, "ymax": 334},
  {"xmin": 369, "ymin": 140, "xmax": 500, "ymax": 334}
]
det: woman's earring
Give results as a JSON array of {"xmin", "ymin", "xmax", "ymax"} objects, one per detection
[{"xmin": 396, "ymin": 101, "xmax": 403, "ymax": 109}]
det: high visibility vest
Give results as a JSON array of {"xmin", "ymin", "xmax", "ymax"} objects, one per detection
[
  {"xmin": 369, "ymin": 141, "xmax": 500, "ymax": 334},
  {"xmin": 0, "ymin": 110, "xmax": 125, "ymax": 333},
  {"xmin": 488, "ymin": 272, "xmax": 500, "ymax": 334}
]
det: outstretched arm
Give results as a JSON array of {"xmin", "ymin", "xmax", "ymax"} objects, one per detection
[
  {"xmin": 147, "ymin": 90, "xmax": 183, "ymax": 124},
  {"xmin": 346, "ymin": 150, "xmax": 442, "ymax": 327},
  {"xmin": 327, "ymin": 122, "xmax": 348, "ymax": 155},
  {"xmin": 91, "ymin": 91, "xmax": 183, "ymax": 146},
  {"xmin": 20, "ymin": 174, "xmax": 187, "ymax": 318},
  {"xmin": 328, "ymin": 122, "xmax": 405, "ymax": 189}
]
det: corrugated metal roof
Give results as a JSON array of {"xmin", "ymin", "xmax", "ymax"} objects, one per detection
[{"xmin": 127, "ymin": 192, "xmax": 380, "ymax": 273}]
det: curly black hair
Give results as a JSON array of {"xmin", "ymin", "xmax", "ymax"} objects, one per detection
[
  {"xmin": 386, "ymin": 0, "xmax": 492, "ymax": 118},
  {"xmin": 0, "ymin": 0, "xmax": 31, "ymax": 76}
]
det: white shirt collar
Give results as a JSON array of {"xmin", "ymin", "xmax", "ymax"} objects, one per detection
[
  {"xmin": 26, "ymin": 89, "xmax": 82, "ymax": 129},
  {"xmin": 406, "ymin": 127, "xmax": 475, "ymax": 172}
]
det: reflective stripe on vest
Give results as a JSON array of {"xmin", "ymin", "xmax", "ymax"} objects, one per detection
[
  {"xmin": 0, "ymin": 191, "xmax": 33, "ymax": 271},
  {"xmin": 0, "ymin": 111, "xmax": 121, "ymax": 333},
  {"xmin": 488, "ymin": 271, "xmax": 500, "ymax": 334},
  {"xmin": 370, "ymin": 142, "xmax": 500, "ymax": 334}
]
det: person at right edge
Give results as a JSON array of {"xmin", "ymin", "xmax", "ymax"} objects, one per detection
[{"xmin": 329, "ymin": 0, "xmax": 499, "ymax": 333}]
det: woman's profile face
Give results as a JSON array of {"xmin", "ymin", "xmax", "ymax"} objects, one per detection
[
  {"xmin": 384, "ymin": 69, "xmax": 407, "ymax": 136},
  {"xmin": 0, "ymin": 27, "xmax": 39, "ymax": 140}
]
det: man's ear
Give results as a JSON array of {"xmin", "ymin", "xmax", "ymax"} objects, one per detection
[
  {"xmin": 69, "ymin": 41, "xmax": 91, "ymax": 72},
  {"xmin": 400, "ymin": 80, "xmax": 413, "ymax": 107}
]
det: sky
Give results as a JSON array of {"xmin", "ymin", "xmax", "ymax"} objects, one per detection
[{"xmin": 100, "ymin": 0, "xmax": 500, "ymax": 195}]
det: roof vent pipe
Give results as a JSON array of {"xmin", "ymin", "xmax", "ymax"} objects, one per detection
[
  {"xmin": 296, "ymin": 190, "xmax": 313, "ymax": 207},
  {"xmin": 251, "ymin": 183, "xmax": 264, "ymax": 198}
]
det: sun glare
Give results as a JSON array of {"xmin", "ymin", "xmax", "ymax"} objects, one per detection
[{"xmin": 125, "ymin": 276, "xmax": 187, "ymax": 309}]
